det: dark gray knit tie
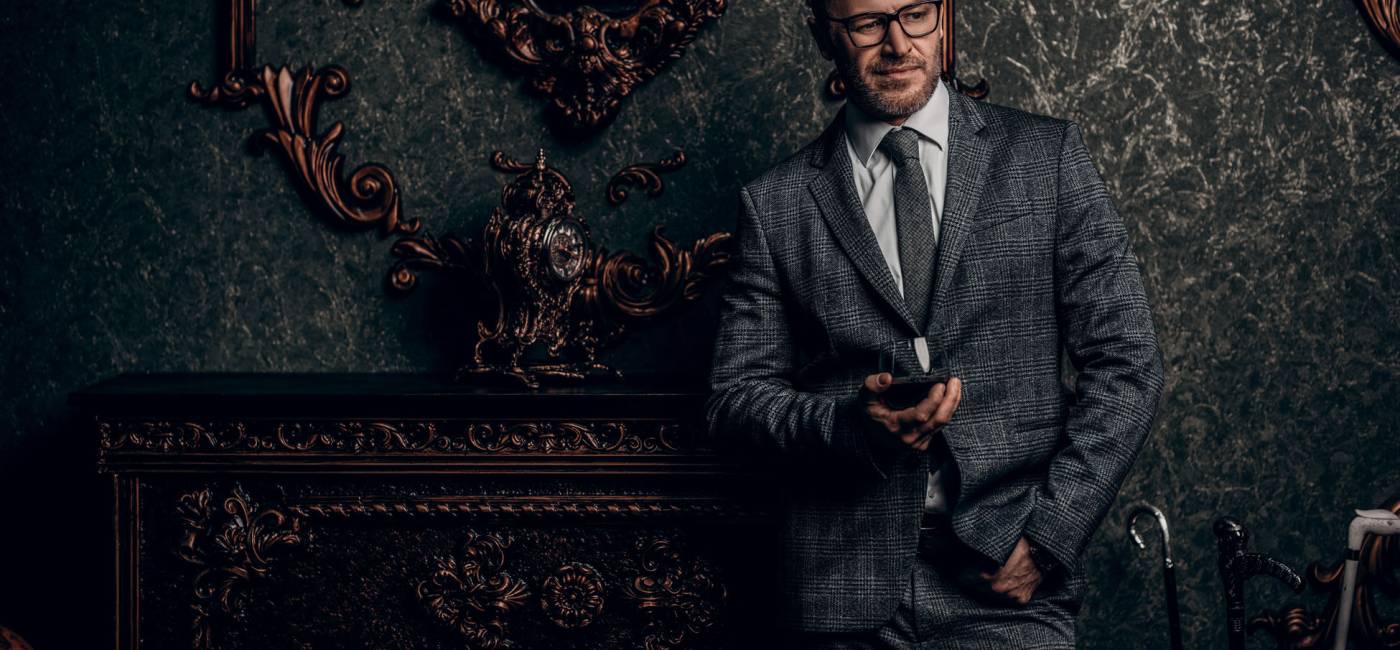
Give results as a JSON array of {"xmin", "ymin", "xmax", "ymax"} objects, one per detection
[{"xmin": 877, "ymin": 128, "xmax": 936, "ymax": 332}]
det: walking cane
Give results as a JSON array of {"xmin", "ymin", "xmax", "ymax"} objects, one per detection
[
  {"xmin": 1214, "ymin": 517, "xmax": 1304, "ymax": 650},
  {"xmin": 1332, "ymin": 509, "xmax": 1400, "ymax": 650},
  {"xmin": 1127, "ymin": 504, "xmax": 1182, "ymax": 650}
]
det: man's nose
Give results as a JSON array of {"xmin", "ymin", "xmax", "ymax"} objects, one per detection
[{"xmin": 881, "ymin": 19, "xmax": 914, "ymax": 56}]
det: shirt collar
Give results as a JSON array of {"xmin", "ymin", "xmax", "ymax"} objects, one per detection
[{"xmin": 844, "ymin": 77, "xmax": 949, "ymax": 169}]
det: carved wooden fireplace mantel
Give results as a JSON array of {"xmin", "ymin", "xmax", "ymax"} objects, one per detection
[{"xmin": 77, "ymin": 373, "xmax": 778, "ymax": 650}]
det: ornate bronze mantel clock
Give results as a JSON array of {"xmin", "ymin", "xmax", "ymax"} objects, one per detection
[{"xmin": 389, "ymin": 150, "xmax": 732, "ymax": 388}]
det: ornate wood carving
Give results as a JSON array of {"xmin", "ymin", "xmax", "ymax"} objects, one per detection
[
  {"xmin": 288, "ymin": 496, "xmax": 762, "ymax": 520},
  {"xmin": 176, "ymin": 485, "xmax": 305, "ymax": 650},
  {"xmin": 624, "ymin": 536, "xmax": 725, "ymax": 649},
  {"xmin": 188, "ymin": 0, "xmax": 260, "ymax": 109},
  {"xmin": 822, "ymin": 0, "xmax": 988, "ymax": 101},
  {"xmin": 98, "ymin": 419, "xmax": 688, "ymax": 455},
  {"xmin": 541, "ymin": 563, "xmax": 607, "ymax": 629},
  {"xmin": 444, "ymin": 0, "xmax": 726, "ymax": 133},
  {"xmin": 1250, "ymin": 498, "xmax": 1400, "ymax": 649},
  {"xmin": 388, "ymin": 152, "xmax": 734, "ymax": 387},
  {"xmin": 607, "ymin": 150, "xmax": 687, "ymax": 206},
  {"xmin": 254, "ymin": 65, "xmax": 419, "ymax": 236},
  {"xmin": 189, "ymin": 1, "xmax": 416, "ymax": 237},
  {"xmin": 1359, "ymin": 0, "xmax": 1400, "ymax": 55},
  {"xmin": 417, "ymin": 530, "xmax": 530, "ymax": 649}
]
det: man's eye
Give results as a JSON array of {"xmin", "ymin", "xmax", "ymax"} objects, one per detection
[
  {"xmin": 904, "ymin": 10, "xmax": 927, "ymax": 20},
  {"xmin": 850, "ymin": 18, "xmax": 883, "ymax": 33}
]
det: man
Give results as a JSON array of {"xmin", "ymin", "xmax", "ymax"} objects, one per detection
[{"xmin": 704, "ymin": 0, "xmax": 1164, "ymax": 646}]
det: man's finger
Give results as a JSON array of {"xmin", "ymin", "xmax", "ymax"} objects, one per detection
[{"xmin": 932, "ymin": 377, "xmax": 962, "ymax": 423}]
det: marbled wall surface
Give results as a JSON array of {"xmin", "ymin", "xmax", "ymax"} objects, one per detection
[{"xmin": 0, "ymin": 0, "xmax": 1396, "ymax": 647}]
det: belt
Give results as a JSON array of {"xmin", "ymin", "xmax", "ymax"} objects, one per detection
[{"xmin": 919, "ymin": 511, "xmax": 951, "ymax": 532}]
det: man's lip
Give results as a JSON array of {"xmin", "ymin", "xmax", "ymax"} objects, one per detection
[{"xmin": 877, "ymin": 67, "xmax": 920, "ymax": 75}]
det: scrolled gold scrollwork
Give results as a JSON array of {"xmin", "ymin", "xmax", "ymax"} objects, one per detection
[
  {"xmin": 177, "ymin": 485, "xmax": 305, "ymax": 650},
  {"xmin": 1360, "ymin": 0, "xmax": 1400, "ymax": 55},
  {"xmin": 98, "ymin": 420, "xmax": 253, "ymax": 452},
  {"xmin": 624, "ymin": 536, "xmax": 726, "ymax": 650},
  {"xmin": 418, "ymin": 530, "xmax": 530, "ymax": 649},
  {"xmin": 581, "ymin": 225, "xmax": 734, "ymax": 324},
  {"xmin": 254, "ymin": 65, "xmax": 420, "ymax": 237},
  {"xmin": 606, "ymin": 150, "xmax": 686, "ymax": 206}
]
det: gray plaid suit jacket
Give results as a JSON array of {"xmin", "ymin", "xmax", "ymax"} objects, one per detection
[{"xmin": 705, "ymin": 88, "xmax": 1164, "ymax": 634}]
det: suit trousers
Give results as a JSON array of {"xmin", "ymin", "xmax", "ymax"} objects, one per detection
[{"xmin": 783, "ymin": 514, "xmax": 1083, "ymax": 650}]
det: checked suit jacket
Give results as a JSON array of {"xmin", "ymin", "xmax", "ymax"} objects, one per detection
[{"xmin": 705, "ymin": 87, "xmax": 1165, "ymax": 634}]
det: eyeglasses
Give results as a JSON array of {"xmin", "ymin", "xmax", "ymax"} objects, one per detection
[{"xmin": 825, "ymin": 0, "xmax": 943, "ymax": 48}]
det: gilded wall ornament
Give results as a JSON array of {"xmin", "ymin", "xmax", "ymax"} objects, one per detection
[
  {"xmin": 1359, "ymin": 0, "xmax": 1400, "ymax": 55},
  {"xmin": 418, "ymin": 530, "xmax": 530, "ymax": 649},
  {"xmin": 444, "ymin": 0, "xmax": 727, "ymax": 133},
  {"xmin": 607, "ymin": 150, "xmax": 687, "ymax": 206}
]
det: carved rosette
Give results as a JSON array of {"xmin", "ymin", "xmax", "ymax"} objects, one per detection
[
  {"xmin": 418, "ymin": 531, "xmax": 530, "ymax": 648},
  {"xmin": 624, "ymin": 537, "xmax": 725, "ymax": 650},
  {"xmin": 176, "ymin": 485, "xmax": 305, "ymax": 650},
  {"xmin": 541, "ymin": 563, "xmax": 606, "ymax": 629},
  {"xmin": 1250, "ymin": 499, "xmax": 1400, "ymax": 649},
  {"xmin": 446, "ymin": 0, "xmax": 727, "ymax": 132},
  {"xmin": 97, "ymin": 419, "xmax": 686, "ymax": 455}
]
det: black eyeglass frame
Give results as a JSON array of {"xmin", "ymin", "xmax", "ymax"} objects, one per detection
[{"xmin": 823, "ymin": 0, "xmax": 944, "ymax": 49}]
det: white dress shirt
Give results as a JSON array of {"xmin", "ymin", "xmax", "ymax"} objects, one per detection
[{"xmin": 842, "ymin": 78, "xmax": 951, "ymax": 513}]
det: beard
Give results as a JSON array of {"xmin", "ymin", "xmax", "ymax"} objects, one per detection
[{"xmin": 836, "ymin": 52, "xmax": 940, "ymax": 121}]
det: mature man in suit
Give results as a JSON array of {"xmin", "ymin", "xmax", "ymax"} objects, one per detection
[{"xmin": 704, "ymin": 0, "xmax": 1165, "ymax": 646}]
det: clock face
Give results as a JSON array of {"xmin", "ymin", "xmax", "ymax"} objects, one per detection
[{"xmin": 543, "ymin": 219, "xmax": 589, "ymax": 283}]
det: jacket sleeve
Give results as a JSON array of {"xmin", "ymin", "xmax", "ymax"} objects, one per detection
[
  {"xmin": 705, "ymin": 185, "xmax": 895, "ymax": 479},
  {"xmin": 1022, "ymin": 122, "xmax": 1165, "ymax": 575}
]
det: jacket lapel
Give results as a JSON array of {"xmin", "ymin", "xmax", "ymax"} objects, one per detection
[
  {"xmin": 807, "ymin": 108, "xmax": 920, "ymax": 334},
  {"xmin": 924, "ymin": 88, "xmax": 992, "ymax": 333}
]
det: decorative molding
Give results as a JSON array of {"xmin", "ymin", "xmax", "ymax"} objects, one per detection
[
  {"xmin": 581, "ymin": 225, "xmax": 732, "ymax": 324},
  {"xmin": 1250, "ymin": 498, "xmax": 1400, "ymax": 649},
  {"xmin": 822, "ymin": 0, "xmax": 987, "ymax": 101},
  {"xmin": 1359, "ymin": 0, "xmax": 1400, "ymax": 55},
  {"xmin": 189, "ymin": 1, "xmax": 416, "ymax": 237},
  {"xmin": 254, "ymin": 65, "xmax": 419, "ymax": 237},
  {"xmin": 289, "ymin": 496, "xmax": 760, "ymax": 520},
  {"xmin": 188, "ymin": 0, "xmax": 260, "ymax": 109},
  {"xmin": 541, "ymin": 563, "xmax": 606, "ymax": 629},
  {"xmin": 607, "ymin": 150, "xmax": 687, "ymax": 206},
  {"xmin": 444, "ymin": 0, "xmax": 727, "ymax": 133},
  {"xmin": 417, "ymin": 530, "xmax": 530, "ymax": 648},
  {"xmin": 176, "ymin": 485, "xmax": 305, "ymax": 650},
  {"xmin": 98, "ymin": 419, "xmax": 688, "ymax": 455},
  {"xmin": 624, "ymin": 536, "xmax": 725, "ymax": 649}
]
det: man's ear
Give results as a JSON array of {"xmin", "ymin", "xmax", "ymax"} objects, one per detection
[{"xmin": 806, "ymin": 14, "xmax": 834, "ymax": 61}]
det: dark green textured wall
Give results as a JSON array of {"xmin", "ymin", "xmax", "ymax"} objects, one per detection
[{"xmin": 0, "ymin": 0, "xmax": 1396, "ymax": 647}]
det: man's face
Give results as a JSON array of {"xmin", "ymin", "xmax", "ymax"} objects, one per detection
[{"xmin": 810, "ymin": 0, "xmax": 944, "ymax": 122}]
